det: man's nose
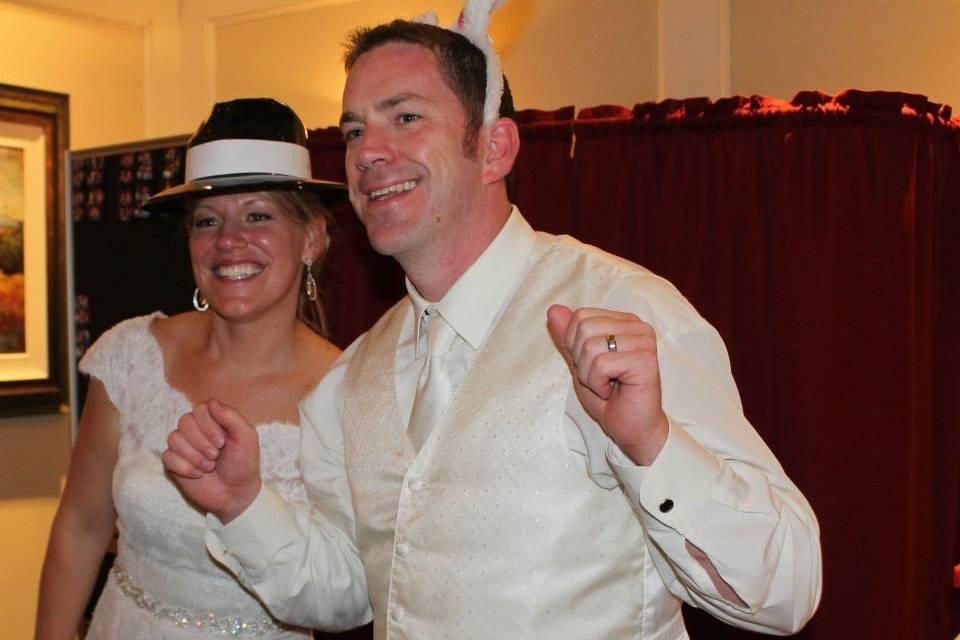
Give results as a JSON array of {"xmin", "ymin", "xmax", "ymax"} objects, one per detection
[{"xmin": 354, "ymin": 126, "xmax": 395, "ymax": 171}]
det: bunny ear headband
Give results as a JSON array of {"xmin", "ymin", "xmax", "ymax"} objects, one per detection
[{"xmin": 413, "ymin": 0, "xmax": 507, "ymax": 125}]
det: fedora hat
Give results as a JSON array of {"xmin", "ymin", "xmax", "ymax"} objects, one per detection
[{"xmin": 144, "ymin": 98, "xmax": 346, "ymax": 213}]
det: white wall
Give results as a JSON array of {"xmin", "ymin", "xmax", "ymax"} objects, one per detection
[
  {"xmin": 0, "ymin": 2, "xmax": 144, "ymax": 148},
  {"xmin": 731, "ymin": 0, "xmax": 960, "ymax": 109},
  {"xmin": 0, "ymin": 412, "xmax": 71, "ymax": 639},
  {"xmin": 0, "ymin": 4, "xmax": 143, "ymax": 636},
  {"xmin": 214, "ymin": 0, "xmax": 659, "ymax": 128}
]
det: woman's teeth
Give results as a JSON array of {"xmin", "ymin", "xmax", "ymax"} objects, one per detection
[{"xmin": 216, "ymin": 263, "xmax": 263, "ymax": 279}]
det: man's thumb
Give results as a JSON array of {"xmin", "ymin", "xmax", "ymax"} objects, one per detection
[{"xmin": 546, "ymin": 304, "xmax": 573, "ymax": 347}]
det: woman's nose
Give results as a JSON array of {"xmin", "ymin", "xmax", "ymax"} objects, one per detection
[{"xmin": 215, "ymin": 220, "xmax": 247, "ymax": 249}]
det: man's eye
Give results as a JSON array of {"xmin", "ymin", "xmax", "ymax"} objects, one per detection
[
  {"xmin": 343, "ymin": 128, "xmax": 363, "ymax": 141},
  {"xmin": 398, "ymin": 113, "xmax": 420, "ymax": 124}
]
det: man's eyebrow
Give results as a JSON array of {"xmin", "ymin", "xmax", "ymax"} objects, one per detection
[
  {"xmin": 339, "ymin": 93, "xmax": 425, "ymax": 126},
  {"xmin": 378, "ymin": 93, "xmax": 419, "ymax": 110}
]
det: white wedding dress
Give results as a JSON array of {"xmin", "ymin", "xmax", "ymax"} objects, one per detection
[{"xmin": 80, "ymin": 313, "xmax": 311, "ymax": 639}]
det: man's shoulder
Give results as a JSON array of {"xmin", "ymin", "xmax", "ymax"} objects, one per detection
[
  {"xmin": 534, "ymin": 229, "xmax": 658, "ymax": 280},
  {"xmin": 534, "ymin": 230, "xmax": 707, "ymax": 334},
  {"xmin": 357, "ymin": 295, "xmax": 411, "ymax": 344}
]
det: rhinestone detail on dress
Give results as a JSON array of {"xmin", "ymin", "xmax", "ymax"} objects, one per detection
[{"xmin": 111, "ymin": 562, "xmax": 286, "ymax": 636}]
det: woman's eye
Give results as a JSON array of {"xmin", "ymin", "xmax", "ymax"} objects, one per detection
[
  {"xmin": 398, "ymin": 113, "xmax": 420, "ymax": 124},
  {"xmin": 247, "ymin": 212, "xmax": 272, "ymax": 222},
  {"xmin": 192, "ymin": 216, "xmax": 218, "ymax": 229}
]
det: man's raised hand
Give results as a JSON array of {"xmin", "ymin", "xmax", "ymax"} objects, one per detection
[{"xmin": 546, "ymin": 304, "xmax": 669, "ymax": 466}]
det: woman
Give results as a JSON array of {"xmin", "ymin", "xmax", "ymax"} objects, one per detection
[{"xmin": 36, "ymin": 98, "xmax": 346, "ymax": 639}]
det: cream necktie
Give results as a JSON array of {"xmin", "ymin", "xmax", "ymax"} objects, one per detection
[{"xmin": 407, "ymin": 308, "xmax": 458, "ymax": 451}]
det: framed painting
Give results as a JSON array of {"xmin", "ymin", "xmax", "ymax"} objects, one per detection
[{"xmin": 0, "ymin": 83, "xmax": 68, "ymax": 416}]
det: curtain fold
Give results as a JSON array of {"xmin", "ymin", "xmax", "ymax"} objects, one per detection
[
  {"xmin": 512, "ymin": 106, "xmax": 577, "ymax": 235},
  {"xmin": 307, "ymin": 90, "xmax": 960, "ymax": 640}
]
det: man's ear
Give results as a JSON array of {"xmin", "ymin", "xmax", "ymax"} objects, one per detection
[
  {"xmin": 482, "ymin": 116, "xmax": 520, "ymax": 185},
  {"xmin": 301, "ymin": 216, "xmax": 329, "ymax": 265}
]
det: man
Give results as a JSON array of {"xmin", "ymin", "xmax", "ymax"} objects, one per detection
[{"xmin": 163, "ymin": 9, "xmax": 822, "ymax": 639}]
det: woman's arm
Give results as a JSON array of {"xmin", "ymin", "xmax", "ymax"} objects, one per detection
[{"xmin": 35, "ymin": 379, "xmax": 120, "ymax": 640}]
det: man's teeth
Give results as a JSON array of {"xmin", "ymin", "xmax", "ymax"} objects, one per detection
[
  {"xmin": 369, "ymin": 180, "xmax": 417, "ymax": 201},
  {"xmin": 216, "ymin": 263, "xmax": 263, "ymax": 279}
]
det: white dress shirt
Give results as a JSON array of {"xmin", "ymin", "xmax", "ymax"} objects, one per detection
[{"xmin": 207, "ymin": 208, "xmax": 822, "ymax": 636}]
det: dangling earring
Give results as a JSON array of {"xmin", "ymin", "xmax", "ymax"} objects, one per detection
[
  {"xmin": 304, "ymin": 262, "xmax": 318, "ymax": 302},
  {"xmin": 193, "ymin": 287, "xmax": 209, "ymax": 312}
]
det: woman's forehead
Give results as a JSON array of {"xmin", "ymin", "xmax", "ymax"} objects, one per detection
[{"xmin": 193, "ymin": 192, "xmax": 277, "ymax": 211}]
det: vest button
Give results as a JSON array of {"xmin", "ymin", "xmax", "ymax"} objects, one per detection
[
  {"xmin": 396, "ymin": 543, "xmax": 410, "ymax": 557},
  {"xmin": 391, "ymin": 606, "xmax": 403, "ymax": 623},
  {"xmin": 659, "ymin": 498, "xmax": 675, "ymax": 513},
  {"xmin": 408, "ymin": 478, "xmax": 425, "ymax": 492}
]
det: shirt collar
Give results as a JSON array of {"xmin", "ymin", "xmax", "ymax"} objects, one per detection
[{"xmin": 406, "ymin": 206, "xmax": 536, "ymax": 351}]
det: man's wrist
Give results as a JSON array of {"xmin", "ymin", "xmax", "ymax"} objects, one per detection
[{"xmin": 618, "ymin": 412, "xmax": 670, "ymax": 466}]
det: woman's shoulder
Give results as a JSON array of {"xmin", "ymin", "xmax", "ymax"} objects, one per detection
[
  {"xmin": 150, "ymin": 310, "xmax": 204, "ymax": 345},
  {"xmin": 81, "ymin": 312, "xmax": 164, "ymax": 366},
  {"xmin": 102, "ymin": 311, "xmax": 165, "ymax": 339},
  {"xmin": 301, "ymin": 325, "xmax": 342, "ymax": 363},
  {"xmin": 295, "ymin": 326, "xmax": 343, "ymax": 392},
  {"xmin": 148, "ymin": 311, "xmax": 212, "ymax": 381},
  {"xmin": 78, "ymin": 312, "xmax": 168, "ymax": 409}
]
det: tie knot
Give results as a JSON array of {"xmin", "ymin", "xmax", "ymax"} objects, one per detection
[{"xmin": 423, "ymin": 308, "xmax": 457, "ymax": 356}]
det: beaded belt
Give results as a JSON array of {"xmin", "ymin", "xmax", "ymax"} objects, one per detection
[{"xmin": 111, "ymin": 561, "xmax": 291, "ymax": 636}]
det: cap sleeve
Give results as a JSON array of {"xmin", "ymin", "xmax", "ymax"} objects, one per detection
[{"xmin": 78, "ymin": 314, "xmax": 160, "ymax": 415}]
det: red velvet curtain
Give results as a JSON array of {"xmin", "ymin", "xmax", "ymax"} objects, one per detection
[{"xmin": 307, "ymin": 90, "xmax": 960, "ymax": 640}]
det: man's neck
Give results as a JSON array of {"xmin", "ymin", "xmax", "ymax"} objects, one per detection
[{"xmin": 402, "ymin": 201, "xmax": 513, "ymax": 302}]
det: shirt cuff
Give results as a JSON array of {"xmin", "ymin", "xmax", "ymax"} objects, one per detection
[
  {"xmin": 205, "ymin": 485, "xmax": 297, "ymax": 574},
  {"xmin": 608, "ymin": 416, "xmax": 724, "ymax": 534}
]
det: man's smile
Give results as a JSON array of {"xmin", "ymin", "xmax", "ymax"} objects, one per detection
[{"xmin": 367, "ymin": 179, "xmax": 419, "ymax": 201}]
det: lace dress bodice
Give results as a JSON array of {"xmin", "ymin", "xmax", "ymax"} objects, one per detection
[{"xmin": 80, "ymin": 313, "xmax": 310, "ymax": 639}]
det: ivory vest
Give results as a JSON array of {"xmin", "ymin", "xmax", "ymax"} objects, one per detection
[{"xmin": 341, "ymin": 234, "xmax": 669, "ymax": 639}]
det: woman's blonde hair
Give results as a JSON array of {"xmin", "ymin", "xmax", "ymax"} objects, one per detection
[{"xmin": 260, "ymin": 190, "xmax": 334, "ymax": 337}]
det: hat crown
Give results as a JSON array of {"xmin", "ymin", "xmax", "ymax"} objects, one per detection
[
  {"xmin": 144, "ymin": 97, "xmax": 347, "ymax": 214},
  {"xmin": 189, "ymin": 98, "xmax": 307, "ymax": 147}
]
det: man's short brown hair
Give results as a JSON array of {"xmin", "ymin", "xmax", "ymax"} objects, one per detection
[{"xmin": 344, "ymin": 19, "xmax": 515, "ymax": 156}]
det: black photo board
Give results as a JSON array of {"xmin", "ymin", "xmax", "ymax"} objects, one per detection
[{"xmin": 69, "ymin": 136, "xmax": 192, "ymax": 419}]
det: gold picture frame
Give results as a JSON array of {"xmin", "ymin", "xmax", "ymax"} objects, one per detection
[{"xmin": 0, "ymin": 83, "xmax": 68, "ymax": 416}]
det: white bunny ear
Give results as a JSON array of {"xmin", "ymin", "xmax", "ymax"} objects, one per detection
[
  {"xmin": 454, "ymin": 0, "xmax": 505, "ymax": 36},
  {"xmin": 412, "ymin": 11, "xmax": 439, "ymax": 26},
  {"xmin": 451, "ymin": 0, "xmax": 508, "ymax": 124}
]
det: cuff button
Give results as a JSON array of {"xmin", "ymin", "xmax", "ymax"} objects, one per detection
[{"xmin": 659, "ymin": 499, "xmax": 674, "ymax": 513}]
